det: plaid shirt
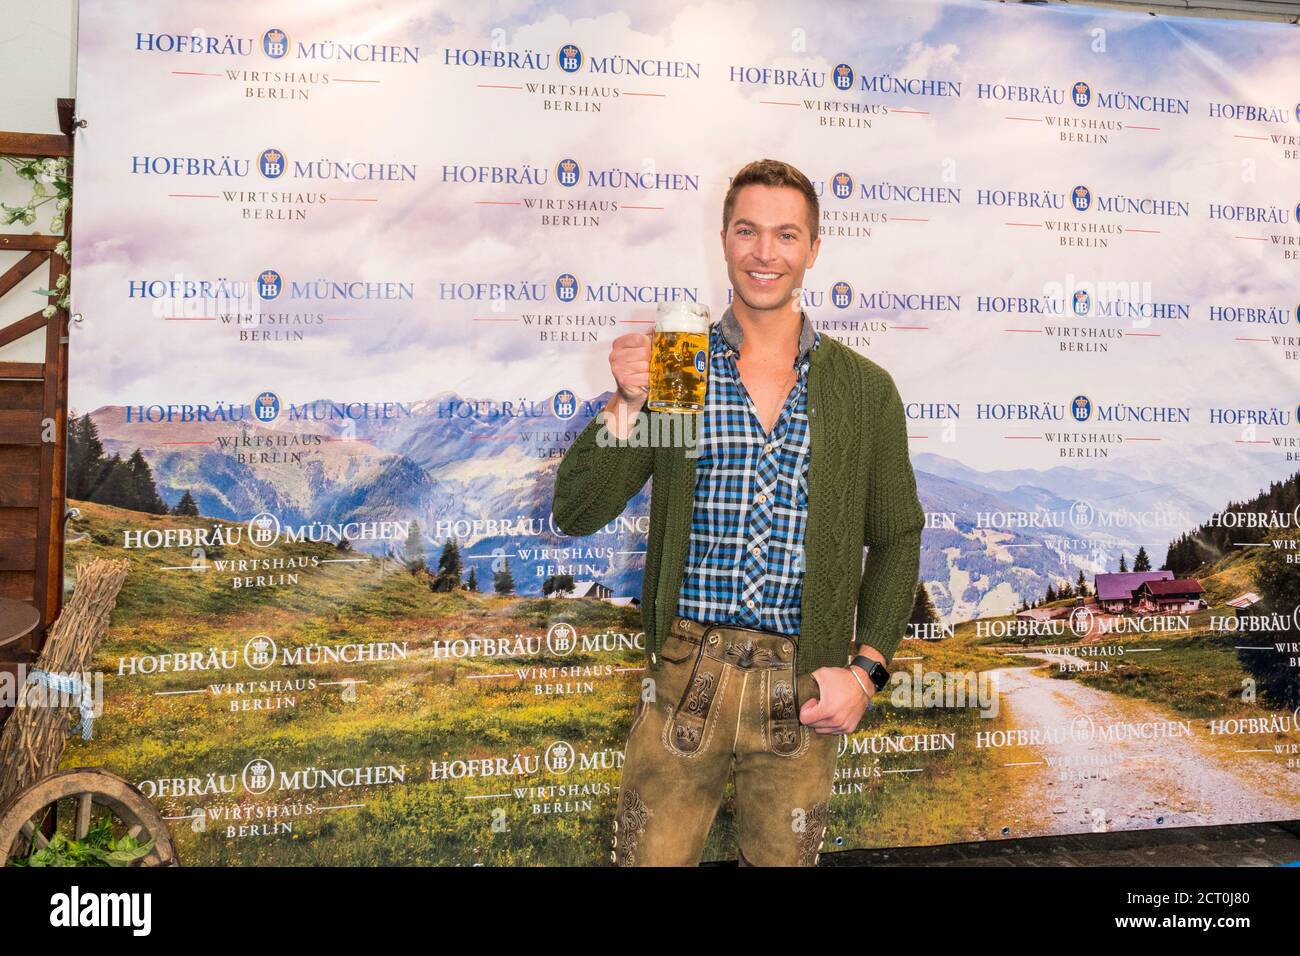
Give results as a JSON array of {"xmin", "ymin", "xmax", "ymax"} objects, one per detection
[{"xmin": 674, "ymin": 306, "xmax": 820, "ymax": 635}]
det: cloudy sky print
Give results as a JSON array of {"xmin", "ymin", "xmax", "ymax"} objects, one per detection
[{"xmin": 68, "ymin": 0, "xmax": 1300, "ymax": 530}]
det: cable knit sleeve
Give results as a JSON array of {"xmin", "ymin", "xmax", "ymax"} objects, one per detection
[
  {"xmin": 853, "ymin": 372, "xmax": 924, "ymax": 664},
  {"xmin": 551, "ymin": 406, "xmax": 655, "ymax": 537}
]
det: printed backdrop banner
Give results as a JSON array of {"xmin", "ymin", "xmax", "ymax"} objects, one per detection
[{"xmin": 64, "ymin": 0, "xmax": 1300, "ymax": 864}]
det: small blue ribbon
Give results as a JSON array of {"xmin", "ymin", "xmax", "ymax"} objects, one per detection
[{"xmin": 27, "ymin": 668, "xmax": 95, "ymax": 740}]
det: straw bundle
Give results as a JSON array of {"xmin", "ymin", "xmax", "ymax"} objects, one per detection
[{"xmin": 0, "ymin": 558, "xmax": 130, "ymax": 806}]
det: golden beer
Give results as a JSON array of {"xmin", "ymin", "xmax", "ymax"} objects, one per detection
[{"xmin": 647, "ymin": 302, "xmax": 710, "ymax": 413}]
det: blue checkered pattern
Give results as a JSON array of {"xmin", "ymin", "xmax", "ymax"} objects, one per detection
[{"xmin": 674, "ymin": 313, "xmax": 820, "ymax": 635}]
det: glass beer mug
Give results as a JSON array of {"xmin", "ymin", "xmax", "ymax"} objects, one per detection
[{"xmin": 647, "ymin": 301, "xmax": 710, "ymax": 413}]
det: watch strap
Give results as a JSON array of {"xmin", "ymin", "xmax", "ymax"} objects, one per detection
[{"xmin": 850, "ymin": 655, "xmax": 889, "ymax": 692}]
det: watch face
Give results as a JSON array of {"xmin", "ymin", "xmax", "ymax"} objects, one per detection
[{"xmin": 854, "ymin": 657, "xmax": 888, "ymax": 691}]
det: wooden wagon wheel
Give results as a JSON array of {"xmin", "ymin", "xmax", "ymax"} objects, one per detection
[{"xmin": 0, "ymin": 768, "xmax": 178, "ymax": 866}]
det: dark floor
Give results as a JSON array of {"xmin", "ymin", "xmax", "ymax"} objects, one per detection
[{"xmin": 811, "ymin": 820, "xmax": 1300, "ymax": 866}]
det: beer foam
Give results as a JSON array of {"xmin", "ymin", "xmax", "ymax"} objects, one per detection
[{"xmin": 655, "ymin": 301, "xmax": 711, "ymax": 333}]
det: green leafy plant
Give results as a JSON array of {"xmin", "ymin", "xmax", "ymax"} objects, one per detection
[
  {"xmin": 11, "ymin": 812, "xmax": 156, "ymax": 867},
  {"xmin": 1, "ymin": 155, "xmax": 71, "ymax": 316}
]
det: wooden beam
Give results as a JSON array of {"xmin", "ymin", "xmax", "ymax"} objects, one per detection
[
  {"xmin": 0, "ymin": 250, "xmax": 49, "ymax": 298},
  {"xmin": 0, "ymin": 235, "xmax": 60, "ymax": 252},
  {"xmin": 39, "ymin": 203, "xmax": 71, "ymax": 630},
  {"xmin": 0, "ymin": 363, "xmax": 43, "ymax": 380},
  {"xmin": 0, "ymin": 132, "xmax": 72, "ymax": 159},
  {"xmin": 0, "ymin": 311, "xmax": 47, "ymax": 351}
]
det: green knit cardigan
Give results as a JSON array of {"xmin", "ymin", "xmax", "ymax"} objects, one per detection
[{"xmin": 551, "ymin": 333, "xmax": 924, "ymax": 678}]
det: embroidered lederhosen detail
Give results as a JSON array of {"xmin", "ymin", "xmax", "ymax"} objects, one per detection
[
  {"xmin": 663, "ymin": 617, "xmax": 809, "ymax": 758},
  {"xmin": 664, "ymin": 636, "xmax": 725, "ymax": 756},
  {"xmin": 764, "ymin": 639, "xmax": 802, "ymax": 757},
  {"xmin": 611, "ymin": 787, "xmax": 651, "ymax": 866},
  {"xmin": 796, "ymin": 799, "xmax": 829, "ymax": 867}
]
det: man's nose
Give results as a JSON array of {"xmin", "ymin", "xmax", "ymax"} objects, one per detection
[{"xmin": 753, "ymin": 232, "xmax": 775, "ymax": 262}]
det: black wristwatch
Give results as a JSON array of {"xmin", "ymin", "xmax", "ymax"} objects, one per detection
[{"xmin": 850, "ymin": 655, "xmax": 890, "ymax": 692}]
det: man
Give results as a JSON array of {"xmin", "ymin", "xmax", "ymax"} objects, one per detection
[{"xmin": 551, "ymin": 159, "xmax": 924, "ymax": 866}]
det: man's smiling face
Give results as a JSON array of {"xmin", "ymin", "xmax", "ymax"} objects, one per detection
[{"xmin": 721, "ymin": 183, "xmax": 821, "ymax": 317}]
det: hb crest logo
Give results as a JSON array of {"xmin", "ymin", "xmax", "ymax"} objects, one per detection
[
  {"xmin": 832, "ymin": 172, "xmax": 854, "ymax": 200},
  {"xmin": 695, "ymin": 349, "xmax": 707, "ymax": 374},
  {"xmin": 1072, "ymin": 290, "xmax": 1090, "ymax": 316},
  {"xmin": 1072, "ymin": 185, "xmax": 1091, "ymax": 212},
  {"xmin": 1072, "ymin": 81, "xmax": 1091, "ymax": 107},
  {"xmin": 831, "ymin": 281, "xmax": 853, "ymax": 309},
  {"xmin": 253, "ymin": 391, "xmax": 281, "ymax": 424},
  {"xmin": 558, "ymin": 43, "xmax": 582, "ymax": 73},
  {"xmin": 556, "ymin": 158, "xmax": 581, "ymax": 187},
  {"xmin": 257, "ymin": 269, "xmax": 282, "ymax": 300},
  {"xmin": 552, "ymin": 389, "xmax": 577, "ymax": 420},
  {"xmin": 242, "ymin": 758, "xmax": 276, "ymax": 795},
  {"xmin": 546, "ymin": 622, "xmax": 579, "ymax": 656},
  {"xmin": 247, "ymin": 512, "xmax": 281, "ymax": 548},
  {"xmin": 244, "ymin": 635, "xmax": 279, "ymax": 671},
  {"xmin": 1071, "ymin": 394, "xmax": 1092, "ymax": 422},
  {"xmin": 833, "ymin": 63, "xmax": 854, "ymax": 91},
  {"xmin": 259, "ymin": 148, "xmax": 285, "ymax": 179},
  {"xmin": 555, "ymin": 273, "xmax": 580, "ymax": 302},
  {"xmin": 262, "ymin": 28, "xmax": 288, "ymax": 59}
]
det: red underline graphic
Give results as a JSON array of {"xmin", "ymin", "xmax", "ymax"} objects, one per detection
[
  {"xmin": 1235, "ymin": 235, "xmax": 1267, "ymax": 241},
  {"xmin": 169, "ymin": 194, "xmax": 220, "ymax": 198},
  {"xmin": 1233, "ymin": 134, "xmax": 1268, "ymax": 141},
  {"xmin": 1126, "ymin": 125, "xmax": 1160, "ymax": 131},
  {"xmin": 1126, "ymin": 228, "xmax": 1159, "ymax": 234},
  {"xmin": 623, "ymin": 92, "xmax": 665, "ymax": 97},
  {"xmin": 333, "ymin": 78, "xmax": 378, "ymax": 84},
  {"xmin": 892, "ymin": 217, "xmax": 929, "ymax": 222},
  {"xmin": 329, "ymin": 197, "xmax": 377, "ymax": 202},
  {"xmin": 892, "ymin": 108, "xmax": 928, "ymax": 115},
  {"xmin": 1235, "ymin": 337, "xmax": 1270, "ymax": 342},
  {"xmin": 760, "ymin": 100, "xmax": 800, "ymax": 106},
  {"xmin": 164, "ymin": 316, "xmax": 216, "ymax": 321},
  {"xmin": 1005, "ymin": 328, "xmax": 1042, "ymax": 332},
  {"xmin": 1005, "ymin": 436, "xmax": 1042, "ymax": 439},
  {"xmin": 473, "ymin": 317, "xmax": 518, "ymax": 321},
  {"xmin": 1005, "ymin": 116, "xmax": 1043, "ymax": 122},
  {"xmin": 1006, "ymin": 222, "xmax": 1043, "ymax": 227},
  {"xmin": 622, "ymin": 205, "xmax": 663, "ymax": 210},
  {"xmin": 478, "ymin": 84, "xmax": 524, "ymax": 90},
  {"xmin": 475, "ymin": 200, "xmax": 522, "ymax": 205},
  {"xmin": 891, "ymin": 325, "xmax": 928, "ymax": 329},
  {"xmin": 160, "ymin": 441, "xmax": 214, "ymax": 445},
  {"xmin": 171, "ymin": 71, "xmax": 222, "ymax": 76},
  {"xmin": 1126, "ymin": 332, "xmax": 1160, "ymax": 336}
]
